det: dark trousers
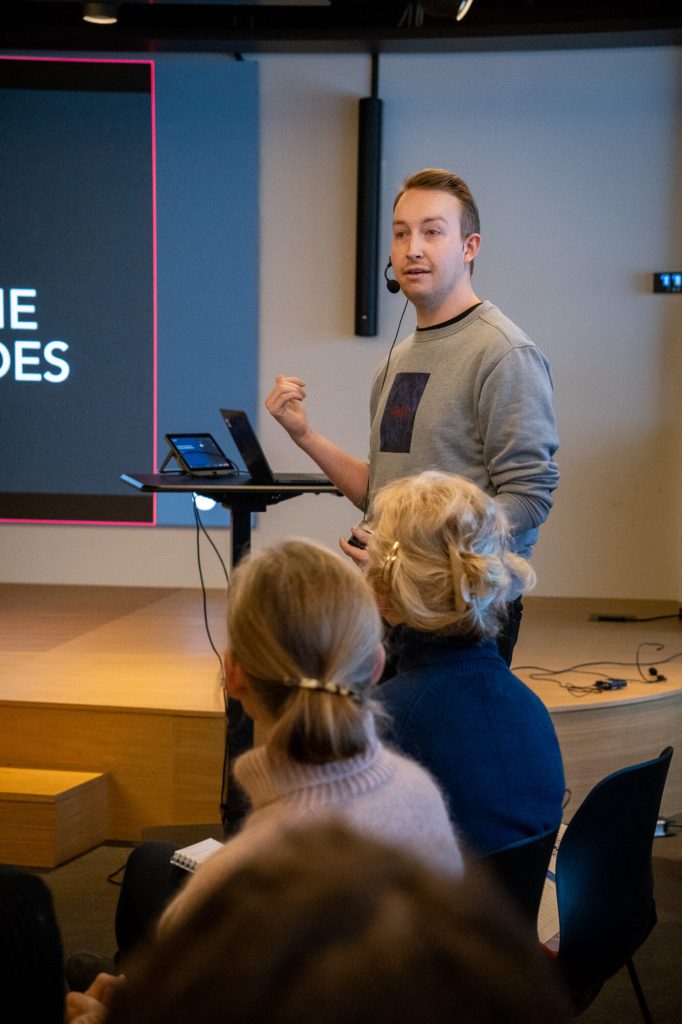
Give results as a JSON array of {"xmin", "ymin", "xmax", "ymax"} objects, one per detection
[
  {"xmin": 496, "ymin": 597, "xmax": 523, "ymax": 667},
  {"xmin": 114, "ymin": 841, "xmax": 185, "ymax": 961}
]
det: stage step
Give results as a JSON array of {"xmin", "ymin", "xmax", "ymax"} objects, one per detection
[{"xmin": 0, "ymin": 767, "xmax": 108, "ymax": 868}]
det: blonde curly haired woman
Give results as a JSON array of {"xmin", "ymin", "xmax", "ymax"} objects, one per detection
[{"xmin": 364, "ymin": 471, "xmax": 565, "ymax": 857}]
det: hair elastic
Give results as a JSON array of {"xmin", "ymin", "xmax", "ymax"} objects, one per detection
[{"xmin": 285, "ymin": 677, "xmax": 363, "ymax": 704}]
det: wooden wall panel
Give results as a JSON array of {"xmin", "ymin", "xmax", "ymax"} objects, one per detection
[{"xmin": 0, "ymin": 705, "xmax": 224, "ymax": 840}]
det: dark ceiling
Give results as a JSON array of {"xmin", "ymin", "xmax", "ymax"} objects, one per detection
[{"xmin": 1, "ymin": 1, "xmax": 681, "ymax": 54}]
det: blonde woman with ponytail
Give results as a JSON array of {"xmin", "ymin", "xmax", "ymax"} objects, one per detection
[
  {"xmin": 108, "ymin": 541, "xmax": 462, "ymax": 963},
  {"xmin": 365, "ymin": 471, "xmax": 565, "ymax": 858},
  {"xmin": 104, "ymin": 539, "xmax": 462, "ymax": 957}
]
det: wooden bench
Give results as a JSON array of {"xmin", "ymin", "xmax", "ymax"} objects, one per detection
[{"xmin": 0, "ymin": 767, "xmax": 108, "ymax": 867}]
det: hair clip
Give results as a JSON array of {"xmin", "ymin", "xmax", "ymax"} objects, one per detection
[{"xmin": 381, "ymin": 541, "xmax": 400, "ymax": 583}]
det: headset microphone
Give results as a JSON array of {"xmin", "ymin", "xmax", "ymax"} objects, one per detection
[{"xmin": 384, "ymin": 259, "xmax": 401, "ymax": 294}]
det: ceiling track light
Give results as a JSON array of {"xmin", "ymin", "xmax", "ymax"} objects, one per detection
[
  {"xmin": 82, "ymin": 1, "xmax": 119, "ymax": 25},
  {"xmin": 456, "ymin": 0, "xmax": 476, "ymax": 20},
  {"xmin": 418, "ymin": 0, "xmax": 477, "ymax": 22}
]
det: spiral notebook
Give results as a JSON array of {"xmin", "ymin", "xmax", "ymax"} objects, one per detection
[
  {"xmin": 537, "ymin": 823, "xmax": 566, "ymax": 948},
  {"xmin": 170, "ymin": 837, "xmax": 224, "ymax": 873}
]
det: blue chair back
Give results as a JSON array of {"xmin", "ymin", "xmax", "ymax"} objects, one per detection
[
  {"xmin": 555, "ymin": 746, "xmax": 673, "ymax": 993},
  {"xmin": 483, "ymin": 825, "xmax": 559, "ymax": 923}
]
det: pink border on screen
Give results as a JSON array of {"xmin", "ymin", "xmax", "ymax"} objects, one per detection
[{"xmin": 0, "ymin": 54, "xmax": 158, "ymax": 526}]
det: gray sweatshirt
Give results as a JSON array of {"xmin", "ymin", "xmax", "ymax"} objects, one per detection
[{"xmin": 368, "ymin": 300, "xmax": 559, "ymax": 558}]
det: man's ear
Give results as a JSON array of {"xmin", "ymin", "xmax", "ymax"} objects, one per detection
[
  {"xmin": 463, "ymin": 232, "xmax": 481, "ymax": 265},
  {"xmin": 370, "ymin": 643, "xmax": 387, "ymax": 685}
]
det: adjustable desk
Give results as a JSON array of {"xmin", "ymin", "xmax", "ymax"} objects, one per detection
[
  {"xmin": 120, "ymin": 472, "xmax": 342, "ymax": 567},
  {"xmin": 121, "ymin": 471, "xmax": 343, "ymax": 831}
]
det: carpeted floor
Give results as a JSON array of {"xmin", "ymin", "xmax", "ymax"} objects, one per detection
[
  {"xmin": 35, "ymin": 842, "xmax": 134, "ymax": 962},
  {"xmin": 26, "ymin": 826, "xmax": 681, "ymax": 1022}
]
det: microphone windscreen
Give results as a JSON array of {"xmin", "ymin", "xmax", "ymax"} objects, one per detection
[{"xmin": 384, "ymin": 260, "xmax": 401, "ymax": 294}]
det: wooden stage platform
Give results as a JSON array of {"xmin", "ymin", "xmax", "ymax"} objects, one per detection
[
  {"xmin": 512, "ymin": 597, "xmax": 682, "ymax": 818},
  {"xmin": 1, "ymin": 586, "xmax": 680, "ymax": 843},
  {"xmin": 0, "ymin": 585, "xmax": 227, "ymax": 842}
]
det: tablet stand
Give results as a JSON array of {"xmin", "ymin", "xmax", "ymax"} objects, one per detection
[{"xmin": 158, "ymin": 448, "xmax": 177, "ymax": 473}]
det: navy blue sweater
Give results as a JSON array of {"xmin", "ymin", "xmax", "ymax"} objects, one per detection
[{"xmin": 375, "ymin": 626, "xmax": 565, "ymax": 856}]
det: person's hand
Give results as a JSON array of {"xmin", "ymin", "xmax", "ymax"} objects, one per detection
[
  {"xmin": 66, "ymin": 972, "xmax": 124, "ymax": 1024},
  {"xmin": 264, "ymin": 375, "xmax": 309, "ymax": 443},
  {"xmin": 339, "ymin": 522, "xmax": 372, "ymax": 567}
]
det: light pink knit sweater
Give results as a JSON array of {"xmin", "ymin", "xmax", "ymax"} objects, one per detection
[{"xmin": 160, "ymin": 728, "xmax": 463, "ymax": 935}]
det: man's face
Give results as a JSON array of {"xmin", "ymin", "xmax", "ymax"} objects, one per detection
[{"xmin": 390, "ymin": 188, "xmax": 474, "ymax": 315}]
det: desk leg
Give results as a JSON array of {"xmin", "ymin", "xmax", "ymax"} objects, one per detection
[
  {"xmin": 223, "ymin": 506, "xmax": 255, "ymax": 834},
  {"xmin": 230, "ymin": 507, "xmax": 252, "ymax": 569}
]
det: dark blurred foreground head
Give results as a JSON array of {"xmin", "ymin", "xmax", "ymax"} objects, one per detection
[
  {"xmin": 0, "ymin": 865, "xmax": 65, "ymax": 1024},
  {"xmin": 108, "ymin": 820, "xmax": 569, "ymax": 1024}
]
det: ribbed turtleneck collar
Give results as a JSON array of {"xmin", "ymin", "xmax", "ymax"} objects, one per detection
[{"xmin": 234, "ymin": 716, "xmax": 397, "ymax": 812}]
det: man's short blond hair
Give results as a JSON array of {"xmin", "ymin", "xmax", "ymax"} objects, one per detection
[{"xmin": 393, "ymin": 168, "xmax": 480, "ymax": 240}]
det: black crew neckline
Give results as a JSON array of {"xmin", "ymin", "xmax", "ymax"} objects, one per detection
[{"xmin": 416, "ymin": 302, "xmax": 483, "ymax": 333}]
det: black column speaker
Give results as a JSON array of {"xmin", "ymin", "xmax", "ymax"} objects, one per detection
[{"xmin": 354, "ymin": 95, "xmax": 383, "ymax": 337}]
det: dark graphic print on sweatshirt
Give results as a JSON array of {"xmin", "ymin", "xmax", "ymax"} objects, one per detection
[{"xmin": 379, "ymin": 372, "xmax": 430, "ymax": 453}]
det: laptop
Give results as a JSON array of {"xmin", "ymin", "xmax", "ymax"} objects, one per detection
[{"xmin": 220, "ymin": 409, "xmax": 331, "ymax": 486}]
